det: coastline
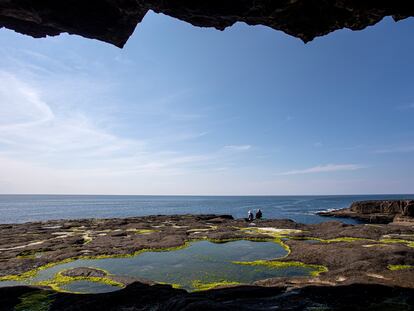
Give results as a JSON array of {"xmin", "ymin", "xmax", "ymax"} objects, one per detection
[
  {"xmin": 0, "ymin": 213, "xmax": 413, "ymax": 309},
  {"xmin": 1, "ymin": 214, "xmax": 413, "ymax": 286}
]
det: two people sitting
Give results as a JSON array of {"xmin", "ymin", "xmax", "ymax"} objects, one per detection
[{"xmin": 247, "ymin": 209, "xmax": 262, "ymax": 221}]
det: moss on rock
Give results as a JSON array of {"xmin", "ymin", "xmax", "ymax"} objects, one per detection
[
  {"xmin": 36, "ymin": 269, "xmax": 125, "ymax": 293},
  {"xmin": 14, "ymin": 291, "xmax": 54, "ymax": 311},
  {"xmin": 132, "ymin": 229, "xmax": 158, "ymax": 234},
  {"xmin": 387, "ymin": 264, "xmax": 413, "ymax": 271},
  {"xmin": 379, "ymin": 239, "xmax": 414, "ymax": 248},
  {"xmin": 191, "ymin": 280, "xmax": 241, "ymax": 291},
  {"xmin": 233, "ymin": 260, "xmax": 328, "ymax": 277}
]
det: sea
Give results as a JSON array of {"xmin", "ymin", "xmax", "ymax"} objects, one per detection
[{"xmin": 0, "ymin": 194, "xmax": 413, "ymax": 225}]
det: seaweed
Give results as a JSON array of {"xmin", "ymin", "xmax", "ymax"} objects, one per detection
[
  {"xmin": 233, "ymin": 260, "xmax": 328, "ymax": 277},
  {"xmin": 191, "ymin": 280, "xmax": 241, "ymax": 291},
  {"xmin": 14, "ymin": 291, "xmax": 54, "ymax": 311},
  {"xmin": 36, "ymin": 269, "xmax": 124, "ymax": 293},
  {"xmin": 387, "ymin": 264, "xmax": 413, "ymax": 271},
  {"xmin": 379, "ymin": 239, "xmax": 414, "ymax": 248}
]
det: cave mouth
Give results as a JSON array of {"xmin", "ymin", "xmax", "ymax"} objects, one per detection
[
  {"xmin": 1, "ymin": 1, "xmax": 413, "ymax": 47},
  {"xmin": 0, "ymin": 240, "xmax": 322, "ymax": 293}
]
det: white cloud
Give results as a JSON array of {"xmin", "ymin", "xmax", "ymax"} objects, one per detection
[
  {"xmin": 0, "ymin": 72, "xmax": 145, "ymax": 160},
  {"xmin": 0, "ymin": 72, "xmax": 54, "ymax": 128},
  {"xmin": 223, "ymin": 145, "xmax": 252, "ymax": 151},
  {"xmin": 397, "ymin": 102, "xmax": 414, "ymax": 110},
  {"xmin": 0, "ymin": 69, "xmax": 257, "ymax": 194},
  {"xmin": 277, "ymin": 164, "xmax": 364, "ymax": 176},
  {"xmin": 373, "ymin": 145, "xmax": 414, "ymax": 154}
]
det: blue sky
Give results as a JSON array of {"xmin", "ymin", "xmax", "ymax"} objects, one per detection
[{"xmin": 0, "ymin": 12, "xmax": 413, "ymax": 195}]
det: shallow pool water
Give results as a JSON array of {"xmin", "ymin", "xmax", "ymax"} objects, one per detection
[
  {"xmin": 1, "ymin": 240, "xmax": 316, "ymax": 292},
  {"xmin": 60, "ymin": 280, "xmax": 121, "ymax": 293}
]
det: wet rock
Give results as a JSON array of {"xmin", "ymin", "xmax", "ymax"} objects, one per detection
[
  {"xmin": 61, "ymin": 267, "xmax": 107, "ymax": 278},
  {"xmin": 1, "ymin": 214, "xmax": 413, "ymax": 289},
  {"xmin": 1, "ymin": 283, "xmax": 413, "ymax": 311}
]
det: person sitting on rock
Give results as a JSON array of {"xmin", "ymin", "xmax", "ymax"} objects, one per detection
[
  {"xmin": 248, "ymin": 210, "xmax": 254, "ymax": 221},
  {"xmin": 255, "ymin": 209, "xmax": 262, "ymax": 219}
]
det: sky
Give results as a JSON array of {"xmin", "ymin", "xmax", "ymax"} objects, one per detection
[{"xmin": 0, "ymin": 12, "xmax": 414, "ymax": 195}]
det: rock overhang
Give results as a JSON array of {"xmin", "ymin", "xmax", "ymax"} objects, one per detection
[{"xmin": 0, "ymin": 1, "xmax": 413, "ymax": 48}]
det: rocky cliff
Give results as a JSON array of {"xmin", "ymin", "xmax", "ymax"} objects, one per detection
[
  {"xmin": 1, "ymin": 1, "xmax": 414, "ymax": 47},
  {"xmin": 319, "ymin": 200, "xmax": 414, "ymax": 224}
]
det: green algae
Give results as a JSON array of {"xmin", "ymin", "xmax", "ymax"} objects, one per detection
[
  {"xmin": 16, "ymin": 254, "xmax": 36, "ymax": 259},
  {"xmin": 233, "ymin": 260, "xmax": 328, "ymax": 277},
  {"xmin": 295, "ymin": 236, "xmax": 414, "ymax": 248},
  {"xmin": 1, "ymin": 233, "xmax": 293, "ymax": 287},
  {"xmin": 240, "ymin": 226, "xmax": 379, "ymax": 245},
  {"xmin": 1, "ymin": 235, "xmax": 324, "ymax": 292},
  {"xmin": 157, "ymin": 282, "xmax": 182, "ymax": 289},
  {"xmin": 3, "ymin": 225, "xmax": 296, "ymax": 284},
  {"xmin": 208, "ymin": 237, "xmax": 273, "ymax": 244},
  {"xmin": 191, "ymin": 280, "xmax": 241, "ymax": 291},
  {"xmin": 1, "ymin": 239, "xmax": 320, "ymax": 294},
  {"xmin": 132, "ymin": 229, "xmax": 158, "ymax": 234},
  {"xmin": 14, "ymin": 291, "xmax": 54, "ymax": 311},
  {"xmin": 0, "ymin": 259, "xmax": 75, "ymax": 282},
  {"xmin": 323, "ymin": 237, "xmax": 373, "ymax": 243},
  {"xmin": 208, "ymin": 236, "xmax": 291, "ymax": 256},
  {"xmin": 0, "ymin": 240, "xmax": 198, "ymax": 284},
  {"xmin": 36, "ymin": 268, "xmax": 125, "ymax": 293},
  {"xmin": 82, "ymin": 236, "xmax": 93, "ymax": 244},
  {"xmin": 379, "ymin": 238, "xmax": 414, "ymax": 248},
  {"xmin": 290, "ymin": 236, "xmax": 374, "ymax": 244},
  {"xmin": 387, "ymin": 264, "xmax": 414, "ymax": 271},
  {"xmin": 16, "ymin": 250, "xmax": 40, "ymax": 260},
  {"xmin": 237, "ymin": 227, "xmax": 295, "ymax": 254}
]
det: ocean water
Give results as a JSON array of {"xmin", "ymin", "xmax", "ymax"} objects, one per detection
[{"xmin": 0, "ymin": 194, "xmax": 413, "ymax": 225}]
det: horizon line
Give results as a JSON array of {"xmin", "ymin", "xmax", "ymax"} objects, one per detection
[{"xmin": 1, "ymin": 193, "xmax": 413, "ymax": 197}]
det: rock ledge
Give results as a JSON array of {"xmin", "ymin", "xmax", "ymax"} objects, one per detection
[
  {"xmin": 318, "ymin": 200, "xmax": 414, "ymax": 224},
  {"xmin": 1, "ymin": 1, "xmax": 414, "ymax": 47}
]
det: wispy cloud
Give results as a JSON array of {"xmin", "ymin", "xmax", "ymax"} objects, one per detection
[
  {"xmin": 373, "ymin": 145, "xmax": 414, "ymax": 154},
  {"xmin": 0, "ymin": 71, "xmax": 142, "ymax": 161},
  {"xmin": 223, "ymin": 145, "xmax": 252, "ymax": 152},
  {"xmin": 396, "ymin": 102, "xmax": 414, "ymax": 110},
  {"xmin": 0, "ymin": 67, "xmax": 257, "ymax": 194},
  {"xmin": 277, "ymin": 164, "xmax": 365, "ymax": 176}
]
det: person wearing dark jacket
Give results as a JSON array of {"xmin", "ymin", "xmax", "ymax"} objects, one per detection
[{"xmin": 248, "ymin": 210, "xmax": 254, "ymax": 221}]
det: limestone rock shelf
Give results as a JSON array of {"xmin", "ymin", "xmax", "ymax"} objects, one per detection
[
  {"xmin": 1, "ymin": 1, "xmax": 414, "ymax": 47},
  {"xmin": 0, "ymin": 214, "xmax": 413, "ymax": 309},
  {"xmin": 318, "ymin": 200, "xmax": 414, "ymax": 224},
  {"xmin": 1, "ymin": 214, "xmax": 413, "ymax": 287}
]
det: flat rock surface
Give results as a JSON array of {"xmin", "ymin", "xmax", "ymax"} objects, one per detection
[{"xmin": 0, "ymin": 214, "xmax": 413, "ymax": 289}]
